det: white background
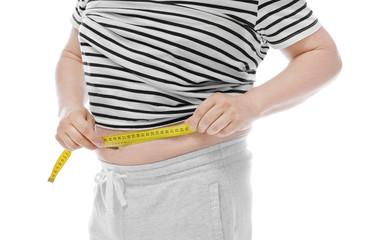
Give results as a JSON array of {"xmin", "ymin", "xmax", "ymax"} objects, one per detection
[{"xmin": 0, "ymin": 0, "xmax": 380, "ymax": 239}]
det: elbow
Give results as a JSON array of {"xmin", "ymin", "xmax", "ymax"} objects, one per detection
[
  {"xmin": 323, "ymin": 39, "xmax": 343, "ymax": 82},
  {"xmin": 329, "ymin": 52, "xmax": 342, "ymax": 83},
  {"xmin": 60, "ymin": 49, "xmax": 83, "ymax": 64},
  {"xmin": 328, "ymin": 36, "xmax": 343, "ymax": 76},
  {"xmin": 334, "ymin": 48, "xmax": 343, "ymax": 76}
]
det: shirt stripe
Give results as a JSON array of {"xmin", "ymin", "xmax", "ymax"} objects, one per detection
[{"xmin": 69, "ymin": 0, "xmax": 321, "ymax": 130}]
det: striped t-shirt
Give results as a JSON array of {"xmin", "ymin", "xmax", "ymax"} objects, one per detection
[{"xmin": 70, "ymin": 0, "xmax": 322, "ymax": 130}]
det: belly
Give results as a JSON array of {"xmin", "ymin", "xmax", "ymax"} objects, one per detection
[{"xmin": 94, "ymin": 120, "xmax": 252, "ymax": 166}]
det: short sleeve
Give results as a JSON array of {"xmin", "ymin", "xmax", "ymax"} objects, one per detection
[
  {"xmin": 70, "ymin": 0, "xmax": 87, "ymax": 30},
  {"xmin": 254, "ymin": 0, "xmax": 322, "ymax": 49}
]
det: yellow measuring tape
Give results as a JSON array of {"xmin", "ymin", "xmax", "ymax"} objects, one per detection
[{"xmin": 48, "ymin": 123, "xmax": 197, "ymax": 183}]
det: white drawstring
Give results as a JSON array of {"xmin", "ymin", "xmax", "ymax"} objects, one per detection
[{"xmin": 94, "ymin": 170, "xmax": 129, "ymax": 216}]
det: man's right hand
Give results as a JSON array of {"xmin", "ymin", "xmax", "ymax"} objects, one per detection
[{"xmin": 55, "ymin": 107, "xmax": 104, "ymax": 151}]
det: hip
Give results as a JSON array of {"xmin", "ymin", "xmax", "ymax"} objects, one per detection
[{"xmin": 89, "ymin": 135, "xmax": 253, "ymax": 240}]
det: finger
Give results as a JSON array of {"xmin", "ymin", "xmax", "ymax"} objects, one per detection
[
  {"xmin": 84, "ymin": 113, "xmax": 103, "ymax": 148},
  {"xmin": 55, "ymin": 134, "xmax": 70, "ymax": 151},
  {"xmin": 183, "ymin": 115, "xmax": 192, "ymax": 125},
  {"xmin": 73, "ymin": 117, "xmax": 104, "ymax": 148},
  {"xmin": 56, "ymin": 127, "xmax": 74, "ymax": 151},
  {"xmin": 66, "ymin": 125, "xmax": 98, "ymax": 150},
  {"xmin": 189, "ymin": 97, "xmax": 216, "ymax": 131},
  {"xmin": 61, "ymin": 132, "xmax": 81, "ymax": 151},
  {"xmin": 215, "ymin": 121, "xmax": 235, "ymax": 137},
  {"xmin": 204, "ymin": 112, "xmax": 231, "ymax": 136},
  {"xmin": 197, "ymin": 105, "xmax": 224, "ymax": 133},
  {"xmin": 86, "ymin": 110, "xmax": 96, "ymax": 125}
]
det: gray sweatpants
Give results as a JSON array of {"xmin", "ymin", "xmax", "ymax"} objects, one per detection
[{"xmin": 89, "ymin": 134, "xmax": 253, "ymax": 240}]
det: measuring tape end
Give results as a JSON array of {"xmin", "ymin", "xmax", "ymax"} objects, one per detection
[{"xmin": 49, "ymin": 123, "xmax": 196, "ymax": 183}]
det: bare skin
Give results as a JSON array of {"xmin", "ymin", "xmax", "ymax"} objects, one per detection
[
  {"xmin": 55, "ymin": 25, "xmax": 341, "ymax": 166},
  {"xmin": 93, "ymin": 122, "xmax": 252, "ymax": 165}
]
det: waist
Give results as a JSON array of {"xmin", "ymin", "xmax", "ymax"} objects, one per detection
[{"xmin": 94, "ymin": 121, "xmax": 252, "ymax": 166}]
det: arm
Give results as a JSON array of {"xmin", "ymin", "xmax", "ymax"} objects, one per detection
[
  {"xmin": 55, "ymin": 27, "xmax": 104, "ymax": 151},
  {"xmin": 244, "ymin": 26, "xmax": 342, "ymax": 120},
  {"xmin": 55, "ymin": 27, "xmax": 87, "ymax": 118}
]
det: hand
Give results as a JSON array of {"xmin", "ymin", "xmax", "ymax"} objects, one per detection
[
  {"xmin": 55, "ymin": 107, "xmax": 104, "ymax": 151},
  {"xmin": 183, "ymin": 92, "xmax": 255, "ymax": 137}
]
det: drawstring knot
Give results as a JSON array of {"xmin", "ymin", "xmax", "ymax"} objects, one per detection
[{"xmin": 94, "ymin": 170, "xmax": 129, "ymax": 216}]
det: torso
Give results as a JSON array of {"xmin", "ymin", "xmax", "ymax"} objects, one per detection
[{"xmin": 94, "ymin": 121, "xmax": 252, "ymax": 166}]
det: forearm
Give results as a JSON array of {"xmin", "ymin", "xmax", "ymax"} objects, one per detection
[
  {"xmin": 245, "ymin": 47, "xmax": 342, "ymax": 119},
  {"xmin": 55, "ymin": 50, "xmax": 88, "ymax": 118}
]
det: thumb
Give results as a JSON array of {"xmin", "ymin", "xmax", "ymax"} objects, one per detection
[{"xmin": 183, "ymin": 116, "xmax": 192, "ymax": 124}]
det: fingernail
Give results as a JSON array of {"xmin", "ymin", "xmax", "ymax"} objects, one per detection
[{"xmin": 97, "ymin": 142, "xmax": 104, "ymax": 148}]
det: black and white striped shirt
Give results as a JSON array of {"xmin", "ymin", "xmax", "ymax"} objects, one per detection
[{"xmin": 70, "ymin": 0, "xmax": 321, "ymax": 130}]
